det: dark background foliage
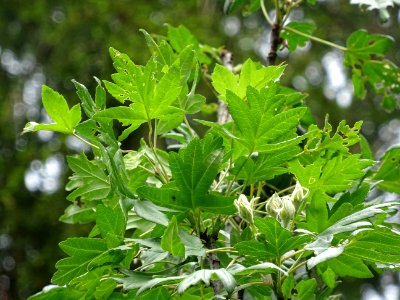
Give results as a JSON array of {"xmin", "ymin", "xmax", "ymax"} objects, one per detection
[{"xmin": 0, "ymin": 1, "xmax": 399, "ymax": 299}]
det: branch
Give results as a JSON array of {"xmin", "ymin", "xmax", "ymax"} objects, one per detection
[
  {"xmin": 200, "ymin": 231, "xmax": 224, "ymax": 296},
  {"xmin": 267, "ymin": 23, "xmax": 283, "ymax": 66}
]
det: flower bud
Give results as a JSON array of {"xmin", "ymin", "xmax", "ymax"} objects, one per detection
[
  {"xmin": 292, "ymin": 181, "xmax": 308, "ymax": 203},
  {"xmin": 278, "ymin": 196, "xmax": 296, "ymax": 223},
  {"xmin": 265, "ymin": 193, "xmax": 282, "ymax": 217},
  {"xmin": 234, "ymin": 194, "xmax": 255, "ymax": 225}
]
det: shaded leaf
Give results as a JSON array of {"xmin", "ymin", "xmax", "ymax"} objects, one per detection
[
  {"xmin": 161, "ymin": 216, "xmax": 185, "ymax": 257},
  {"xmin": 282, "ymin": 22, "xmax": 316, "ymax": 52},
  {"xmin": 66, "ymin": 153, "xmax": 110, "ymax": 202}
]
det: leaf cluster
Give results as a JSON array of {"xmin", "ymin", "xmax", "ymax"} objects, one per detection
[{"xmin": 25, "ymin": 22, "xmax": 400, "ymax": 300}]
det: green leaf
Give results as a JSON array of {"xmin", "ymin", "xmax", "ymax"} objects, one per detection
[
  {"xmin": 235, "ymin": 240, "xmax": 269, "ymax": 259},
  {"xmin": 374, "ymin": 146, "xmax": 400, "ymax": 193},
  {"xmin": 344, "ymin": 30, "xmax": 399, "ymax": 108},
  {"xmin": 347, "ymin": 30, "xmax": 394, "ymax": 56},
  {"xmin": 359, "ymin": 134, "xmax": 374, "ymax": 160},
  {"xmin": 133, "ymin": 200, "xmax": 170, "ymax": 227},
  {"xmin": 72, "ymin": 80, "xmax": 96, "ymax": 118},
  {"xmin": 59, "ymin": 204, "xmax": 96, "ymax": 224},
  {"xmin": 345, "ymin": 228, "xmax": 400, "ymax": 265},
  {"xmin": 282, "ymin": 274, "xmax": 295, "ymax": 299},
  {"xmin": 352, "ymin": 70, "xmax": 366, "ymax": 99},
  {"xmin": 102, "ymin": 47, "xmax": 192, "ymax": 139},
  {"xmin": 167, "ymin": 25, "xmax": 210, "ymax": 64},
  {"xmin": 305, "ymin": 191, "xmax": 330, "ymax": 233},
  {"xmin": 94, "ymin": 106, "xmax": 147, "ymax": 128},
  {"xmin": 321, "ymin": 267, "xmax": 336, "ymax": 289},
  {"xmin": 230, "ymin": 145, "xmax": 300, "ymax": 184},
  {"xmin": 137, "ymin": 287, "xmax": 170, "ymax": 300},
  {"xmin": 224, "ymin": 0, "xmax": 261, "ymax": 15},
  {"xmin": 303, "ymin": 119, "xmax": 363, "ymax": 158},
  {"xmin": 236, "ymin": 217, "xmax": 309, "ymax": 260},
  {"xmin": 323, "ymin": 253, "xmax": 373, "ymax": 278},
  {"xmin": 225, "ymin": 86, "xmax": 307, "ymax": 153},
  {"xmin": 66, "ymin": 152, "xmax": 111, "ymax": 202},
  {"xmin": 96, "ymin": 204, "xmax": 126, "ymax": 248},
  {"xmin": 211, "ymin": 59, "xmax": 285, "ymax": 101},
  {"xmin": 93, "ymin": 278, "xmax": 117, "ymax": 299},
  {"xmin": 138, "ymin": 136, "xmax": 235, "ymax": 214},
  {"xmin": 281, "ymin": 22, "xmax": 316, "ymax": 52},
  {"xmin": 255, "ymin": 217, "xmax": 309, "ymax": 259},
  {"xmin": 305, "ymin": 202, "xmax": 399, "ymax": 269},
  {"xmin": 52, "ymin": 238, "xmax": 108, "ymax": 285},
  {"xmin": 167, "ymin": 24, "xmax": 199, "ymax": 52},
  {"xmin": 23, "ymin": 86, "xmax": 81, "ymax": 134},
  {"xmin": 382, "ymin": 95, "xmax": 398, "ymax": 112},
  {"xmin": 161, "ymin": 216, "xmax": 185, "ymax": 257},
  {"xmin": 94, "ymin": 77, "xmax": 106, "ymax": 109},
  {"xmin": 294, "ymin": 279, "xmax": 317, "ymax": 300},
  {"xmin": 289, "ymin": 154, "xmax": 373, "ymax": 196},
  {"xmin": 329, "ymin": 184, "xmax": 370, "ymax": 217}
]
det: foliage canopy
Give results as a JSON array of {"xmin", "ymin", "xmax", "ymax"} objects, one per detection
[{"xmin": 24, "ymin": 1, "xmax": 400, "ymax": 299}]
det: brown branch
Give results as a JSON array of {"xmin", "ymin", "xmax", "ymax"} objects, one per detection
[{"xmin": 267, "ymin": 23, "xmax": 283, "ymax": 66}]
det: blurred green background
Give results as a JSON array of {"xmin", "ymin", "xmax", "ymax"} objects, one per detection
[{"xmin": 0, "ymin": 1, "xmax": 399, "ymax": 299}]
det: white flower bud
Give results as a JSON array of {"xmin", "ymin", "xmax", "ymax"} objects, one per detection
[
  {"xmin": 265, "ymin": 193, "xmax": 282, "ymax": 217},
  {"xmin": 234, "ymin": 194, "xmax": 255, "ymax": 225},
  {"xmin": 278, "ymin": 196, "xmax": 296, "ymax": 223},
  {"xmin": 292, "ymin": 181, "xmax": 309, "ymax": 203}
]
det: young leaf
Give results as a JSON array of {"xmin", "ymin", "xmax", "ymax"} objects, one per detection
[
  {"xmin": 72, "ymin": 80, "xmax": 96, "ymax": 118},
  {"xmin": 23, "ymin": 86, "xmax": 81, "ymax": 134},
  {"xmin": 289, "ymin": 155, "xmax": 373, "ymax": 196},
  {"xmin": 211, "ymin": 59, "xmax": 285, "ymax": 101},
  {"xmin": 167, "ymin": 24, "xmax": 210, "ymax": 64}
]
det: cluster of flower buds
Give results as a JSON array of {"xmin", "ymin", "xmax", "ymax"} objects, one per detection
[
  {"xmin": 265, "ymin": 181, "xmax": 309, "ymax": 227},
  {"xmin": 233, "ymin": 182, "xmax": 308, "ymax": 229}
]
